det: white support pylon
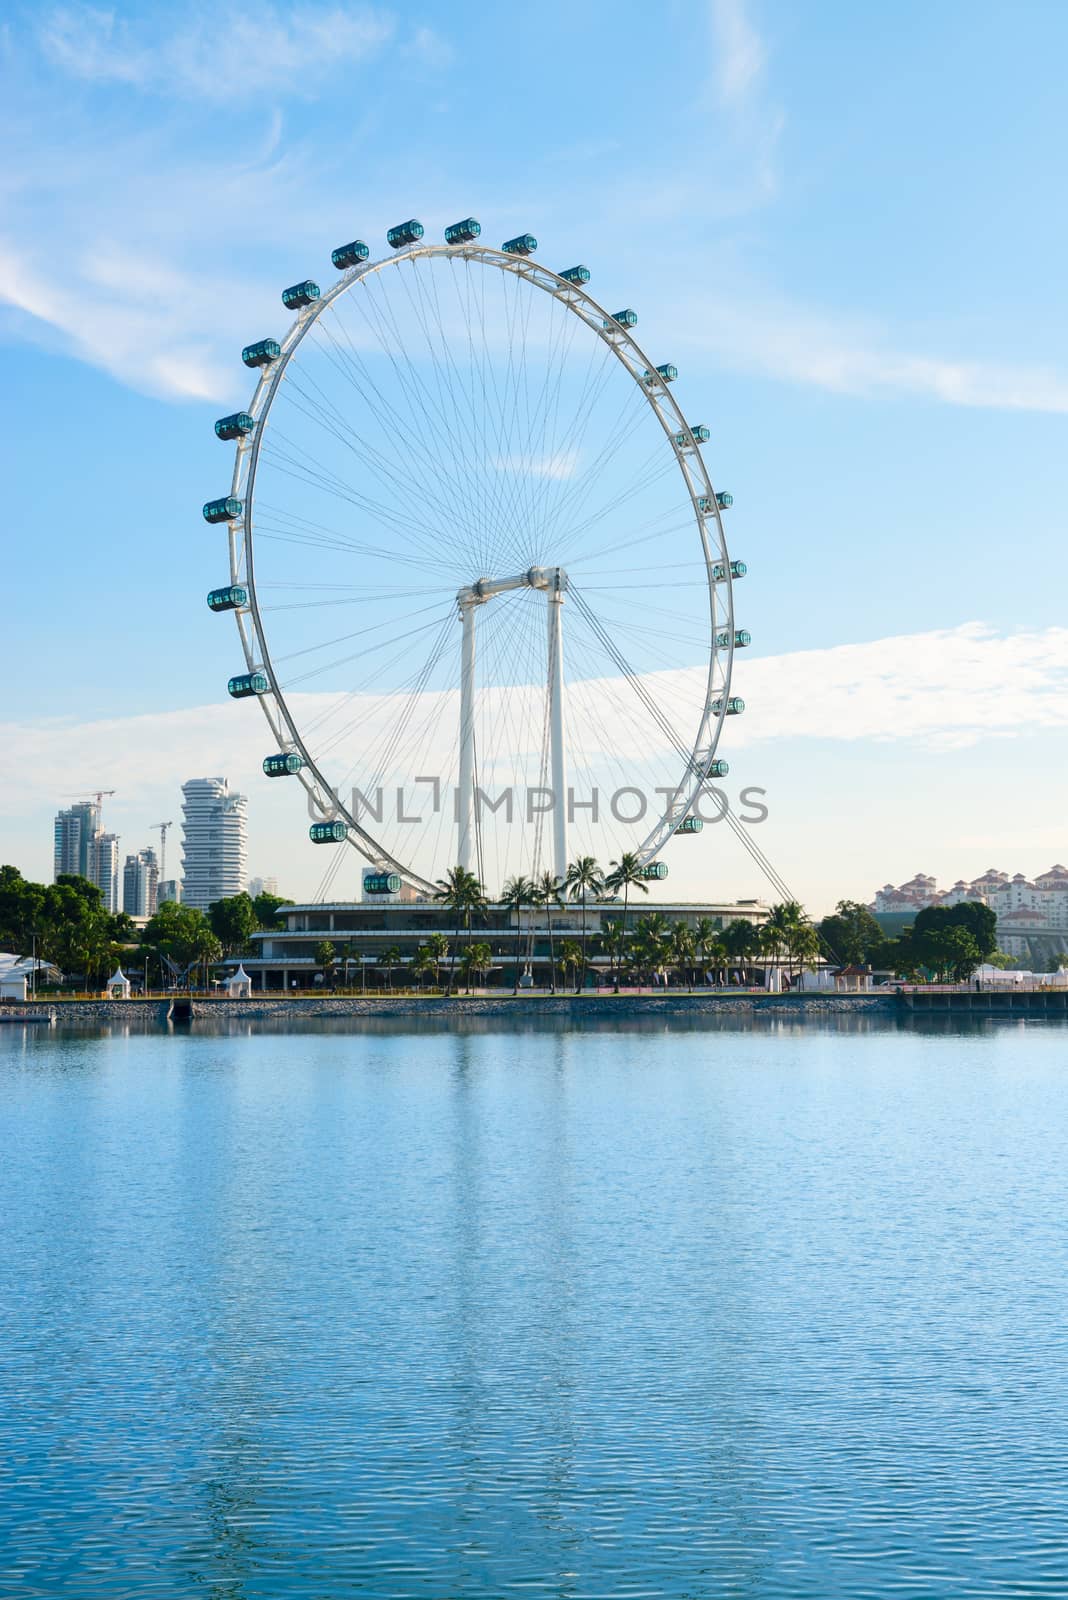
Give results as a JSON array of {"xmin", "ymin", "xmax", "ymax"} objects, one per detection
[
  {"xmin": 546, "ymin": 573, "xmax": 568, "ymax": 884},
  {"xmin": 454, "ymin": 565, "xmax": 569, "ymax": 881},
  {"xmin": 457, "ymin": 597, "xmax": 478, "ymax": 873}
]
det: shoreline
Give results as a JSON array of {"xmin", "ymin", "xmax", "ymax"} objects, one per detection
[{"xmin": 4, "ymin": 991, "xmax": 896, "ymax": 1024}]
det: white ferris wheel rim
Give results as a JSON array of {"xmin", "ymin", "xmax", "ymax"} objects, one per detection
[{"xmin": 221, "ymin": 237, "xmax": 737, "ymax": 895}]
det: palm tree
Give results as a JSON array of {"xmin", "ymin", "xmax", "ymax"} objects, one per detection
[
  {"xmin": 692, "ymin": 916, "xmax": 719, "ymax": 986},
  {"xmin": 315, "ymin": 939, "xmax": 337, "ymax": 986},
  {"xmin": 563, "ymin": 856, "xmax": 604, "ymax": 993},
  {"xmin": 599, "ymin": 922, "xmax": 628, "ymax": 991},
  {"xmin": 669, "ymin": 921, "xmax": 696, "ymax": 991},
  {"xmin": 604, "ymin": 852, "xmax": 649, "ymax": 991},
  {"xmin": 459, "ymin": 940, "xmax": 493, "ymax": 992},
  {"xmin": 763, "ymin": 901, "xmax": 808, "ymax": 990},
  {"xmin": 411, "ymin": 944, "xmax": 436, "ymax": 991},
  {"xmin": 500, "ymin": 875, "xmax": 534, "ymax": 994},
  {"xmin": 558, "ymin": 938, "xmax": 583, "ymax": 991},
  {"xmin": 533, "ymin": 871, "xmax": 562, "ymax": 992},
  {"xmin": 381, "ymin": 944, "xmax": 402, "ymax": 992},
  {"xmin": 425, "ymin": 932, "xmax": 449, "ymax": 992},
  {"xmin": 723, "ymin": 917, "xmax": 758, "ymax": 985},
  {"xmin": 434, "ymin": 866, "xmax": 487, "ymax": 994}
]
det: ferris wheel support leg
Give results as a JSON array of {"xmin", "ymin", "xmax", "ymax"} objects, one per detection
[
  {"xmin": 547, "ymin": 584, "xmax": 568, "ymax": 883},
  {"xmin": 458, "ymin": 600, "xmax": 478, "ymax": 874}
]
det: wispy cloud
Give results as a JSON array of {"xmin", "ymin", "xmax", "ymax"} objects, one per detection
[
  {"xmin": 495, "ymin": 448, "xmax": 581, "ymax": 481},
  {"xmin": 690, "ymin": 291, "xmax": 1068, "ymax": 413},
  {"xmin": 37, "ymin": 3, "xmax": 396, "ymax": 100},
  {"xmin": 709, "ymin": 0, "xmax": 766, "ymax": 106}
]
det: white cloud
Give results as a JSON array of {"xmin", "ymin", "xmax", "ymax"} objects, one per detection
[
  {"xmin": 495, "ymin": 448, "xmax": 581, "ymax": 481},
  {"xmin": 37, "ymin": 3, "xmax": 396, "ymax": 100},
  {"xmin": 4, "ymin": 622, "xmax": 1066, "ymax": 900},
  {"xmin": 5, "ymin": 624, "xmax": 1066, "ymax": 822},
  {"xmin": 710, "ymin": 0, "xmax": 766, "ymax": 106},
  {"xmin": 691, "ymin": 291, "xmax": 1068, "ymax": 413}
]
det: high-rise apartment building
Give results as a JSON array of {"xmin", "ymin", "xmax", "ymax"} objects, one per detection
[
  {"xmin": 248, "ymin": 875, "xmax": 278, "ymax": 899},
  {"xmin": 87, "ymin": 832, "xmax": 120, "ymax": 913},
  {"xmin": 123, "ymin": 848, "xmax": 160, "ymax": 918},
  {"xmin": 53, "ymin": 801, "xmax": 101, "ymax": 880},
  {"xmin": 181, "ymin": 778, "xmax": 248, "ymax": 911},
  {"xmin": 157, "ymin": 879, "xmax": 181, "ymax": 906}
]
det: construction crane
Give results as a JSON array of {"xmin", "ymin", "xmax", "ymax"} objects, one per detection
[
  {"xmin": 65, "ymin": 789, "xmax": 116, "ymax": 811},
  {"xmin": 153, "ymin": 821, "xmax": 174, "ymax": 884}
]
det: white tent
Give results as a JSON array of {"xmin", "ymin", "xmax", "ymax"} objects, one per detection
[
  {"xmin": 106, "ymin": 967, "xmax": 131, "ymax": 999},
  {"xmin": 224, "ymin": 964, "xmax": 252, "ymax": 998}
]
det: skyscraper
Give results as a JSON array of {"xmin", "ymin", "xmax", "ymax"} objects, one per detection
[
  {"xmin": 181, "ymin": 778, "xmax": 248, "ymax": 911},
  {"xmin": 53, "ymin": 800, "xmax": 100, "ymax": 880},
  {"xmin": 87, "ymin": 832, "xmax": 120, "ymax": 913},
  {"xmin": 123, "ymin": 848, "xmax": 160, "ymax": 918}
]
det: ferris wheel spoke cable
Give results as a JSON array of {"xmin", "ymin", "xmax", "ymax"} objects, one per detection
[
  {"xmin": 283, "ymin": 364, "xmax": 460, "ymax": 540},
  {"xmin": 253, "ymin": 502, "xmax": 442, "ymax": 575},
  {"xmin": 531, "ymin": 326, "xmax": 653, "ymax": 547},
  {"xmin": 352, "ymin": 273, "xmax": 492, "ymax": 563},
  {"xmin": 538, "ymin": 399, "xmax": 668, "ymax": 558},
  {"xmin": 258, "ymin": 436, "xmax": 451, "ymax": 564},
  {"xmin": 270, "ymin": 595, "xmax": 449, "ymax": 668},
  {"xmin": 571, "ymin": 586, "xmax": 798, "ymax": 905},
  {"xmin": 312, "ymin": 309, "xmax": 470, "ymax": 522},
  {"xmin": 394, "ymin": 261, "xmax": 494, "ymax": 569},
  {"xmin": 280, "ymin": 611, "xmax": 450, "ymax": 691},
  {"xmin": 272, "ymin": 383, "xmax": 472, "ymax": 570},
  {"xmin": 404, "ymin": 257, "xmax": 505, "ymax": 574},
  {"xmin": 310, "ymin": 316, "xmax": 487, "ymax": 573}
]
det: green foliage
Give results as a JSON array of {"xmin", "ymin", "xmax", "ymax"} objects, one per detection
[
  {"xmin": 434, "ymin": 866, "xmax": 487, "ymax": 993},
  {"xmin": 0, "ymin": 865, "xmax": 134, "ymax": 982},
  {"xmin": 913, "ymin": 900, "xmax": 997, "ymax": 959},
  {"xmin": 314, "ymin": 940, "xmax": 337, "ymax": 973},
  {"xmin": 252, "ymin": 891, "xmax": 292, "ymax": 930},
  {"xmin": 209, "ymin": 891, "xmax": 259, "ymax": 955},
  {"xmin": 817, "ymin": 900, "xmax": 884, "ymax": 965},
  {"xmin": 143, "ymin": 900, "xmax": 221, "ymax": 970}
]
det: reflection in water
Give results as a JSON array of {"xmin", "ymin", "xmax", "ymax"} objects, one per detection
[{"xmin": 2, "ymin": 1018, "xmax": 1068, "ymax": 1597}]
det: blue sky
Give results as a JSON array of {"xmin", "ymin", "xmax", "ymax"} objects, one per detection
[{"xmin": 2, "ymin": 0, "xmax": 1066, "ymax": 911}]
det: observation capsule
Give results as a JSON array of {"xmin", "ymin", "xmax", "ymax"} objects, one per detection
[
  {"xmin": 675, "ymin": 816, "xmax": 703, "ymax": 835},
  {"xmin": 502, "ymin": 233, "xmax": 537, "ymax": 255},
  {"xmin": 202, "ymin": 496, "xmax": 243, "ymax": 524},
  {"xmin": 206, "ymin": 585, "xmax": 248, "ymax": 613},
  {"xmin": 607, "ymin": 308, "xmax": 638, "ymax": 328},
  {"xmin": 716, "ymin": 491, "xmax": 733, "ymax": 509},
  {"xmin": 282, "ymin": 280, "xmax": 320, "ymax": 310},
  {"xmin": 715, "ymin": 628, "xmax": 752, "ymax": 649},
  {"xmin": 310, "ymin": 820, "xmax": 348, "ymax": 844},
  {"xmin": 711, "ymin": 696, "xmax": 745, "ymax": 716},
  {"xmin": 674, "ymin": 424, "xmax": 711, "ymax": 447},
  {"xmin": 445, "ymin": 217, "xmax": 480, "ymax": 244},
  {"xmin": 705, "ymin": 758, "xmax": 730, "ymax": 778},
  {"xmin": 387, "ymin": 219, "xmax": 424, "ymax": 248},
  {"xmin": 263, "ymin": 752, "xmax": 303, "ymax": 778},
  {"xmin": 228, "ymin": 671, "xmax": 269, "ymax": 699},
  {"xmin": 559, "ymin": 265, "xmax": 591, "ymax": 285},
  {"xmin": 638, "ymin": 862, "xmax": 669, "ymax": 881},
  {"xmin": 331, "ymin": 239, "xmax": 370, "ymax": 270},
  {"xmin": 215, "ymin": 412, "xmax": 254, "ymax": 441},
  {"xmin": 242, "ymin": 338, "xmax": 280, "ymax": 368},
  {"xmin": 711, "ymin": 559, "xmax": 747, "ymax": 582},
  {"xmin": 364, "ymin": 871, "xmax": 403, "ymax": 895},
  {"xmin": 644, "ymin": 364, "xmax": 677, "ymax": 384}
]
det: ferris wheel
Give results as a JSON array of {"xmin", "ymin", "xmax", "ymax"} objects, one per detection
[{"xmin": 205, "ymin": 216, "xmax": 747, "ymax": 896}]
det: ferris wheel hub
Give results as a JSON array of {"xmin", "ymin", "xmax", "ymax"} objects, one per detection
[{"xmin": 457, "ymin": 565, "xmax": 569, "ymax": 608}]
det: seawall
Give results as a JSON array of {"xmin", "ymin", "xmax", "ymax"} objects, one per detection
[{"xmin": 4, "ymin": 992, "xmax": 895, "ymax": 1025}]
